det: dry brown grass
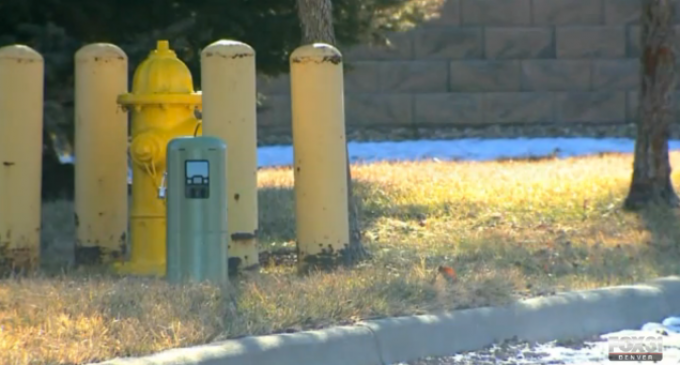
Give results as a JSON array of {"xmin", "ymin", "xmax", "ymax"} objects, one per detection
[{"xmin": 4, "ymin": 152, "xmax": 680, "ymax": 365}]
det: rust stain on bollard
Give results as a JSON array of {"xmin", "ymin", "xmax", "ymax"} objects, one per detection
[
  {"xmin": 291, "ymin": 54, "xmax": 342, "ymax": 65},
  {"xmin": 0, "ymin": 235, "xmax": 39, "ymax": 275}
]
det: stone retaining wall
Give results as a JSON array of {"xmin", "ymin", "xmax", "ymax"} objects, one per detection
[{"xmin": 256, "ymin": 0, "xmax": 678, "ymax": 132}]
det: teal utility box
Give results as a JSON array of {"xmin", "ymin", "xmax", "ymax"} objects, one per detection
[{"xmin": 166, "ymin": 136, "xmax": 228, "ymax": 285}]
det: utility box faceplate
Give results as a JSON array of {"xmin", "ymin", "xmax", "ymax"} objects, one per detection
[{"xmin": 166, "ymin": 136, "xmax": 228, "ymax": 284}]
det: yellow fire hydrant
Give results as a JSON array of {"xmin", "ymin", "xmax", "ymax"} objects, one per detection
[{"xmin": 116, "ymin": 40, "xmax": 202, "ymax": 276}]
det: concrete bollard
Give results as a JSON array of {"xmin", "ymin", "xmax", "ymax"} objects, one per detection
[
  {"xmin": 201, "ymin": 40, "xmax": 259, "ymax": 274},
  {"xmin": 74, "ymin": 43, "xmax": 129, "ymax": 266},
  {"xmin": 289, "ymin": 43, "xmax": 350, "ymax": 273},
  {"xmin": 0, "ymin": 45, "xmax": 44, "ymax": 272}
]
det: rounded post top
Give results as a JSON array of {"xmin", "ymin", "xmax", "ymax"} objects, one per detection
[
  {"xmin": 0, "ymin": 44, "xmax": 43, "ymax": 61},
  {"xmin": 290, "ymin": 43, "xmax": 342, "ymax": 64},
  {"xmin": 201, "ymin": 40, "xmax": 255, "ymax": 58},
  {"xmin": 75, "ymin": 43, "xmax": 127, "ymax": 61}
]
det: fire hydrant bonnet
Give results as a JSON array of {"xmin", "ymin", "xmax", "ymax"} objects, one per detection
[{"xmin": 118, "ymin": 40, "xmax": 202, "ymax": 107}]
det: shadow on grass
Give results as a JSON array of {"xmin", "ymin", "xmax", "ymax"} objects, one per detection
[
  {"xmin": 257, "ymin": 179, "xmax": 385, "ymax": 245},
  {"xmin": 257, "ymin": 186, "xmax": 296, "ymax": 244},
  {"xmin": 633, "ymin": 204, "xmax": 680, "ymax": 261},
  {"xmin": 38, "ymin": 179, "xmax": 386, "ymax": 271}
]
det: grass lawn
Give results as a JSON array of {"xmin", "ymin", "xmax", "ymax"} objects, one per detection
[{"xmin": 3, "ymin": 152, "xmax": 680, "ymax": 365}]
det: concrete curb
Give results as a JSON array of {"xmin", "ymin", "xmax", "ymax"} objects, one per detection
[{"xmin": 93, "ymin": 276, "xmax": 680, "ymax": 365}]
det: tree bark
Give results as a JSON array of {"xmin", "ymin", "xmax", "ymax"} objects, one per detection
[
  {"xmin": 624, "ymin": 0, "xmax": 679, "ymax": 210},
  {"xmin": 296, "ymin": 0, "xmax": 370, "ymax": 264},
  {"xmin": 296, "ymin": 0, "xmax": 336, "ymax": 46}
]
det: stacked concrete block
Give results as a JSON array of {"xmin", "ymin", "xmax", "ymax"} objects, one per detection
[{"xmin": 258, "ymin": 0, "xmax": 679, "ymax": 130}]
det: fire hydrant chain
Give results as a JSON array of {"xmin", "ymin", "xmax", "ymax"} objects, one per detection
[
  {"xmin": 158, "ymin": 170, "xmax": 168, "ymax": 199},
  {"xmin": 140, "ymin": 162, "xmax": 167, "ymax": 201}
]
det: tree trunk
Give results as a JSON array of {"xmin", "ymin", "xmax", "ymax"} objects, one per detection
[
  {"xmin": 624, "ymin": 0, "xmax": 679, "ymax": 210},
  {"xmin": 296, "ymin": 0, "xmax": 370, "ymax": 264},
  {"xmin": 296, "ymin": 0, "xmax": 336, "ymax": 46}
]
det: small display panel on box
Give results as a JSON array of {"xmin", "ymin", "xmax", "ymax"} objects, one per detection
[{"xmin": 185, "ymin": 160, "xmax": 209, "ymax": 199}]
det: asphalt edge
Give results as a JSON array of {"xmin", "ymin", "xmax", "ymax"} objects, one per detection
[{"xmin": 93, "ymin": 275, "xmax": 680, "ymax": 365}]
